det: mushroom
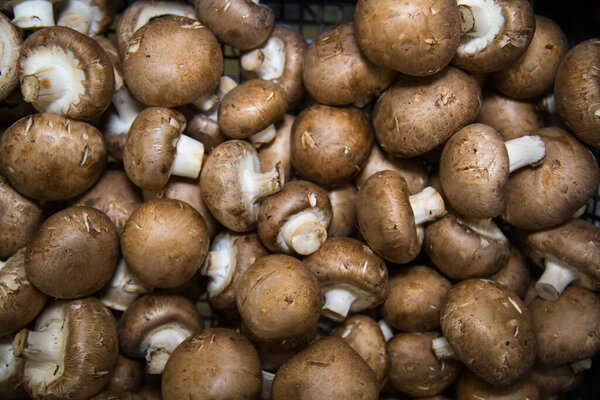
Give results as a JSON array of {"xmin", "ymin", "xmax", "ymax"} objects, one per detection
[
  {"xmin": 258, "ymin": 180, "xmax": 332, "ymax": 256},
  {"xmin": 327, "ymin": 183, "xmax": 357, "ymax": 238},
  {"xmin": 120, "ymin": 199, "xmax": 210, "ymax": 288},
  {"xmin": 530, "ymin": 364, "xmax": 582, "ymax": 399},
  {"xmin": 123, "ymin": 107, "xmax": 205, "ymax": 191},
  {"xmin": 194, "ymin": 0, "xmax": 275, "ymax": 50},
  {"xmin": 0, "ymin": 335, "xmax": 26, "ymax": 400},
  {"xmin": 525, "ymin": 219, "xmax": 600, "ymax": 301},
  {"xmin": 356, "ymin": 170, "xmax": 446, "ymax": 264},
  {"xmin": 382, "ymin": 265, "xmax": 451, "ymax": 332},
  {"xmin": 0, "ymin": 113, "xmax": 107, "ymax": 201},
  {"xmin": 200, "ymin": 139, "xmax": 284, "ymax": 232},
  {"xmin": 25, "ymin": 206, "xmax": 119, "ymax": 299},
  {"xmin": 290, "ymin": 104, "xmax": 373, "ymax": 187},
  {"xmin": 236, "ymin": 254, "xmax": 322, "ymax": 342},
  {"xmin": 490, "ymin": 246, "xmax": 531, "ymax": 299},
  {"xmin": 19, "ymin": 26, "xmax": 115, "ymax": 121},
  {"xmin": 104, "ymin": 354, "xmax": 144, "ymax": 394},
  {"xmin": 303, "ymin": 237, "xmax": 389, "ymax": 321},
  {"xmin": 0, "ymin": 0, "xmax": 56, "ymax": 29},
  {"xmin": 439, "ymin": 123, "xmax": 545, "ymax": 219},
  {"xmin": 13, "ymin": 297, "xmax": 119, "ymax": 400},
  {"xmin": 119, "ymin": 293, "xmax": 203, "ymax": 375},
  {"xmin": 271, "ymin": 336, "xmax": 379, "ymax": 400},
  {"xmin": 122, "ymin": 16, "xmax": 223, "ymax": 108},
  {"xmin": 99, "ymin": 259, "xmax": 153, "ymax": 312},
  {"xmin": 372, "ymin": 67, "xmax": 482, "ymax": 158},
  {"xmin": 258, "ymin": 113, "xmax": 294, "ymax": 183},
  {"xmin": 91, "ymin": 392, "xmax": 143, "ymax": 400},
  {"xmin": 161, "ymin": 328, "xmax": 262, "ymax": 400},
  {"xmin": 0, "ymin": 13, "xmax": 22, "ymax": 103},
  {"xmin": 56, "ymin": 0, "xmax": 115, "ymax": 36},
  {"xmin": 456, "ymin": 369, "xmax": 540, "ymax": 400},
  {"xmin": 302, "ymin": 22, "xmax": 396, "ymax": 106}
]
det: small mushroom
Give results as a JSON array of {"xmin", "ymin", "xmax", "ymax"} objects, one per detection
[
  {"xmin": 258, "ymin": 113, "xmax": 294, "ymax": 183},
  {"xmin": 0, "ymin": 13, "xmax": 22, "ymax": 102},
  {"xmin": 490, "ymin": 246, "xmax": 531, "ymax": 299},
  {"xmin": 327, "ymin": 183, "xmax": 357, "ymax": 238},
  {"xmin": 456, "ymin": 369, "xmax": 540, "ymax": 400},
  {"xmin": 0, "ymin": 0, "xmax": 56, "ymax": 29},
  {"xmin": 105, "ymin": 354, "xmax": 144, "ymax": 394},
  {"xmin": 56, "ymin": 0, "xmax": 115, "ymax": 36},
  {"xmin": 476, "ymin": 91, "xmax": 543, "ymax": 140}
]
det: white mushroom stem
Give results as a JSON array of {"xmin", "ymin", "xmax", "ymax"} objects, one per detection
[
  {"xmin": 57, "ymin": 0, "xmax": 96, "ymax": 34},
  {"xmin": 250, "ymin": 124, "xmax": 277, "ymax": 148},
  {"xmin": 505, "ymin": 135, "xmax": 546, "ymax": 173},
  {"xmin": 431, "ymin": 337, "xmax": 455, "ymax": 360},
  {"xmin": 11, "ymin": 0, "xmax": 55, "ymax": 28},
  {"xmin": 241, "ymin": 158, "xmax": 284, "ymax": 204},
  {"xmin": 13, "ymin": 322, "xmax": 65, "ymax": 365},
  {"xmin": 539, "ymin": 92, "xmax": 557, "ymax": 114},
  {"xmin": 378, "ymin": 320, "xmax": 394, "ymax": 342},
  {"xmin": 170, "ymin": 134, "xmax": 205, "ymax": 179},
  {"xmin": 105, "ymin": 87, "xmax": 144, "ymax": 145},
  {"xmin": 535, "ymin": 257, "xmax": 578, "ymax": 301},
  {"xmin": 100, "ymin": 259, "xmax": 153, "ymax": 312},
  {"xmin": 456, "ymin": 0, "xmax": 504, "ymax": 54},
  {"xmin": 132, "ymin": 2, "xmax": 196, "ymax": 33},
  {"xmin": 279, "ymin": 208, "xmax": 328, "ymax": 255},
  {"xmin": 409, "ymin": 187, "xmax": 446, "ymax": 226},
  {"xmin": 201, "ymin": 234, "xmax": 238, "ymax": 296},
  {"xmin": 321, "ymin": 286, "xmax": 358, "ymax": 321},
  {"xmin": 0, "ymin": 260, "xmax": 6, "ymax": 270},
  {"xmin": 459, "ymin": 4, "xmax": 475, "ymax": 34},
  {"xmin": 570, "ymin": 358, "xmax": 593, "ymax": 374},
  {"xmin": 572, "ymin": 204, "xmax": 588, "ymax": 219},
  {"xmin": 0, "ymin": 338, "xmax": 19, "ymax": 383},
  {"xmin": 142, "ymin": 324, "xmax": 192, "ymax": 375},
  {"xmin": 192, "ymin": 93, "xmax": 219, "ymax": 112},
  {"xmin": 216, "ymin": 75, "xmax": 238, "ymax": 99},
  {"xmin": 460, "ymin": 217, "xmax": 508, "ymax": 243},
  {"xmin": 240, "ymin": 36, "xmax": 286, "ymax": 80}
]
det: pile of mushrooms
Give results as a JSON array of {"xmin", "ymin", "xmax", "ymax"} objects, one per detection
[{"xmin": 0, "ymin": 0, "xmax": 600, "ymax": 399}]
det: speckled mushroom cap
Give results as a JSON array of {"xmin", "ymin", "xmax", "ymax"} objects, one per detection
[
  {"xmin": 502, "ymin": 127, "xmax": 599, "ymax": 230},
  {"xmin": 19, "ymin": 26, "xmax": 114, "ymax": 121},
  {"xmin": 490, "ymin": 246, "xmax": 531, "ymax": 299},
  {"xmin": 354, "ymin": 0, "xmax": 461, "ymax": 77},
  {"xmin": 382, "ymin": 265, "xmax": 451, "ymax": 332},
  {"xmin": 236, "ymin": 254, "xmax": 322, "ymax": 341},
  {"xmin": 119, "ymin": 293, "xmax": 203, "ymax": 358},
  {"xmin": 0, "ymin": 113, "xmax": 107, "ymax": 201},
  {"xmin": 272, "ymin": 336, "xmax": 379, "ymax": 400},
  {"xmin": 439, "ymin": 279, "xmax": 536, "ymax": 386},
  {"xmin": 373, "ymin": 67, "xmax": 481, "ymax": 158},
  {"xmin": 121, "ymin": 199, "xmax": 209, "ymax": 288},
  {"xmin": 529, "ymin": 286, "xmax": 600, "ymax": 367},
  {"xmin": 0, "ymin": 13, "xmax": 22, "ymax": 102},
  {"xmin": 0, "ymin": 176, "xmax": 42, "ymax": 260},
  {"xmin": 161, "ymin": 328, "xmax": 262, "ymax": 400},
  {"xmin": 290, "ymin": 104, "xmax": 373, "ymax": 187},
  {"xmin": 456, "ymin": 369, "xmax": 540, "ymax": 400},
  {"xmin": 0, "ymin": 248, "xmax": 48, "ymax": 336},
  {"xmin": 195, "ymin": 0, "xmax": 275, "ymax": 50},
  {"xmin": 303, "ymin": 22, "xmax": 396, "ymax": 106},
  {"xmin": 218, "ymin": 79, "xmax": 287, "ymax": 140},
  {"xmin": 25, "ymin": 206, "xmax": 119, "ymax": 299},
  {"xmin": 123, "ymin": 16, "xmax": 223, "ymax": 107},
  {"xmin": 387, "ymin": 332, "xmax": 463, "ymax": 397},
  {"xmin": 554, "ymin": 39, "xmax": 600, "ymax": 147}
]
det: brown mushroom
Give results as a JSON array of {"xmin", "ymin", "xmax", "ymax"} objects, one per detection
[
  {"xmin": 476, "ymin": 91, "xmax": 543, "ymax": 140},
  {"xmin": 456, "ymin": 369, "xmax": 540, "ymax": 400},
  {"xmin": 490, "ymin": 246, "xmax": 531, "ymax": 299},
  {"xmin": 530, "ymin": 364, "xmax": 582, "ymax": 398},
  {"xmin": 327, "ymin": 183, "xmax": 357, "ymax": 238},
  {"xmin": 105, "ymin": 354, "xmax": 144, "ymax": 394},
  {"xmin": 56, "ymin": 0, "xmax": 115, "ymax": 36},
  {"xmin": 258, "ymin": 113, "xmax": 294, "ymax": 183},
  {"xmin": 0, "ymin": 13, "xmax": 22, "ymax": 102}
]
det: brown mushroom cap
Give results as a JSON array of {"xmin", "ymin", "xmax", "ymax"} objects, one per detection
[
  {"xmin": 194, "ymin": 0, "xmax": 275, "ymax": 50},
  {"xmin": 272, "ymin": 336, "xmax": 379, "ymax": 400},
  {"xmin": 554, "ymin": 38, "xmax": 600, "ymax": 147},
  {"xmin": 382, "ymin": 265, "xmax": 451, "ymax": 332},
  {"xmin": 373, "ymin": 67, "xmax": 481, "ymax": 158},
  {"xmin": 530, "ymin": 364, "xmax": 582, "ymax": 398},
  {"xmin": 105, "ymin": 354, "xmax": 144, "ymax": 393},
  {"xmin": 123, "ymin": 16, "xmax": 223, "ymax": 107},
  {"xmin": 121, "ymin": 199, "xmax": 209, "ymax": 288},
  {"xmin": 0, "ymin": 113, "xmax": 107, "ymax": 201},
  {"xmin": 529, "ymin": 286, "xmax": 600, "ymax": 367},
  {"xmin": 456, "ymin": 369, "xmax": 540, "ymax": 400},
  {"xmin": 258, "ymin": 113, "xmax": 294, "ymax": 183},
  {"xmin": 0, "ymin": 13, "xmax": 22, "ymax": 102},
  {"xmin": 291, "ymin": 104, "xmax": 373, "ymax": 187},
  {"xmin": 439, "ymin": 279, "xmax": 536, "ymax": 386},
  {"xmin": 502, "ymin": 127, "xmax": 599, "ymax": 230},
  {"xmin": 236, "ymin": 254, "xmax": 321, "ymax": 341},
  {"xmin": 19, "ymin": 26, "xmax": 114, "ymax": 121},
  {"xmin": 490, "ymin": 246, "xmax": 531, "ymax": 299},
  {"xmin": 25, "ymin": 206, "xmax": 119, "ymax": 299},
  {"xmin": 327, "ymin": 183, "xmax": 357, "ymax": 238}
]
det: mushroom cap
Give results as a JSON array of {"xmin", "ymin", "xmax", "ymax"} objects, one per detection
[
  {"xmin": 354, "ymin": 0, "xmax": 461, "ymax": 76},
  {"xmin": 290, "ymin": 104, "xmax": 373, "ymax": 187},
  {"xmin": 161, "ymin": 328, "xmax": 262, "ymax": 399},
  {"xmin": 0, "ymin": 175, "xmax": 43, "ymax": 259},
  {"xmin": 490, "ymin": 246, "xmax": 531, "ymax": 299},
  {"xmin": 303, "ymin": 22, "xmax": 396, "ymax": 106},
  {"xmin": 90, "ymin": 392, "xmax": 143, "ymax": 400},
  {"xmin": 355, "ymin": 170, "xmax": 421, "ymax": 264},
  {"xmin": 25, "ymin": 206, "xmax": 119, "ymax": 299},
  {"xmin": 119, "ymin": 293, "xmax": 203, "ymax": 358},
  {"xmin": 123, "ymin": 16, "xmax": 223, "ymax": 107},
  {"xmin": 0, "ymin": 13, "xmax": 22, "ymax": 102},
  {"xmin": 105, "ymin": 354, "xmax": 144, "ymax": 393},
  {"xmin": 502, "ymin": 127, "xmax": 599, "ymax": 230},
  {"xmin": 19, "ymin": 26, "xmax": 114, "ymax": 121},
  {"xmin": 121, "ymin": 199, "xmax": 209, "ymax": 288},
  {"xmin": 218, "ymin": 79, "xmax": 286, "ymax": 139},
  {"xmin": 304, "ymin": 237, "xmax": 389, "ymax": 314},
  {"xmin": 0, "ymin": 248, "xmax": 48, "ymax": 336},
  {"xmin": 382, "ymin": 265, "xmax": 451, "ymax": 332},
  {"xmin": 236, "ymin": 254, "xmax": 322, "ymax": 341},
  {"xmin": 258, "ymin": 113, "xmax": 294, "ymax": 183},
  {"xmin": 373, "ymin": 67, "xmax": 482, "ymax": 158},
  {"xmin": 456, "ymin": 369, "xmax": 540, "ymax": 400},
  {"xmin": 387, "ymin": 332, "xmax": 462, "ymax": 397},
  {"xmin": 327, "ymin": 183, "xmax": 357, "ymax": 238},
  {"xmin": 272, "ymin": 336, "xmax": 379, "ymax": 400},
  {"xmin": 0, "ymin": 113, "xmax": 107, "ymax": 201},
  {"xmin": 123, "ymin": 107, "xmax": 187, "ymax": 191},
  {"xmin": 554, "ymin": 38, "xmax": 600, "ymax": 147},
  {"xmin": 194, "ymin": 0, "xmax": 275, "ymax": 50},
  {"xmin": 529, "ymin": 286, "xmax": 600, "ymax": 366},
  {"xmin": 440, "ymin": 279, "xmax": 536, "ymax": 386},
  {"xmin": 530, "ymin": 364, "xmax": 582, "ymax": 398}
]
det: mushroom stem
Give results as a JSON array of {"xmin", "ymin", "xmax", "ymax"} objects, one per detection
[
  {"xmin": 241, "ymin": 160, "xmax": 285, "ymax": 204},
  {"xmin": 322, "ymin": 286, "xmax": 358, "ymax": 321},
  {"xmin": 0, "ymin": 260, "xmax": 6, "ymax": 270},
  {"xmin": 570, "ymin": 358, "xmax": 593, "ymax": 374},
  {"xmin": 459, "ymin": 217, "xmax": 508, "ymax": 242},
  {"xmin": 240, "ymin": 36, "xmax": 286, "ymax": 80},
  {"xmin": 241, "ymin": 49, "xmax": 265, "ymax": 71},
  {"xmin": 0, "ymin": 338, "xmax": 18, "ymax": 380},
  {"xmin": 505, "ymin": 135, "xmax": 546, "ymax": 173},
  {"xmin": 539, "ymin": 92, "xmax": 557, "ymax": 114},
  {"xmin": 56, "ymin": 0, "xmax": 93, "ymax": 34},
  {"xmin": 201, "ymin": 235, "xmax": 238, "ymax": 296},
  {"xmin": 170, "ymin": 135, "xmax": 205, "ymax": 179},
  {"xmin": 456, "ymin": 0, "xmax": 504, "ymax": 54},
  {"xmin": 535, "ymin": 257, "xmax": 577, "ymax": 301},
  {"xmin": 142, "ymin": 325, "xmax": 192, "ymax": 375},
  {"xmin": 11, "ymin": 0, "xmax": 55, "ymax": 28},
  {"xmin": 431, "ymin": 337, "xmax": 455, "ymax": 360},
  {"xmin": 279, "ymin": 209, "xmax": 328, "ymax": 255},
  {"xmin": 192, "ymin": 93, "xmax": 219, "ymax": 112},
  {"xmin": 459, "ymin": 4, "xmax": 475, "ymax": 34},
  {"xmin": 100, "ymin": 259, "xmax": 153, "ymax": 312},
  {"xmin": 250, "ymin": 124, "xmax": 277, "ymax": 148},
  {"xmin": 409, "ymin": 187, "xmax": 446, "ymax": 226},
  {"xmin": 217, "ymin": 76, "xmax": 238, "ymax": 98},
  {"xmin": 112, "ymin": 88, "xmax": 144, "ymax": 128},
  {"xmin": 378, "ymin": 319, "xmax": 394, "ymax": 342},
  {"xmin": 13, "ymin": 323, "xmax": 65, "ymax": 365}
]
